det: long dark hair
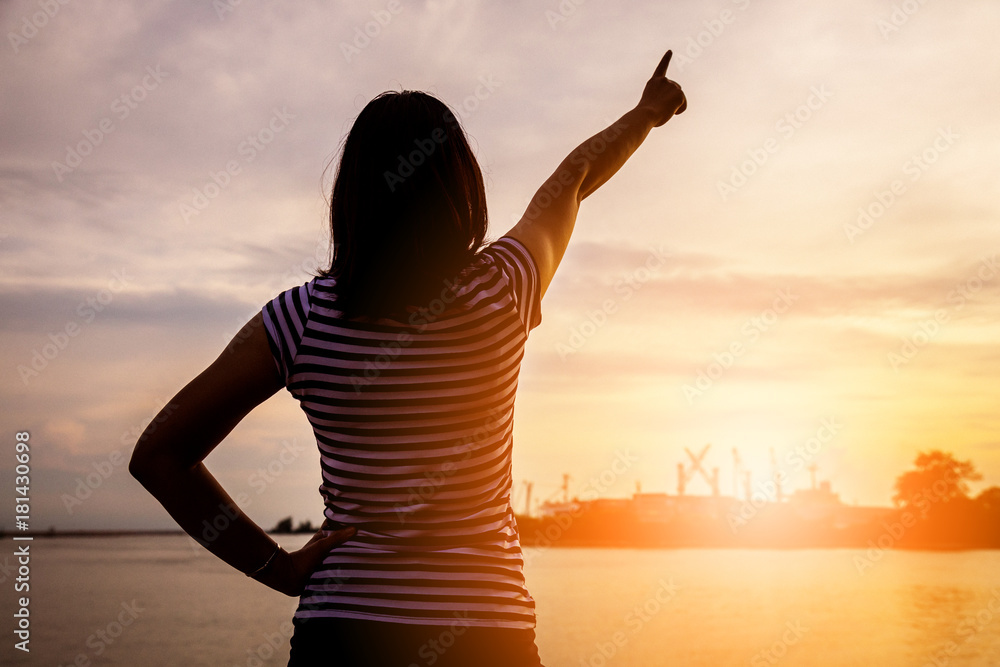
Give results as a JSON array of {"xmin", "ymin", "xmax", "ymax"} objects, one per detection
[{"xmin": 318, "ymin": 90, "xmax": 489, "ymax": 319}]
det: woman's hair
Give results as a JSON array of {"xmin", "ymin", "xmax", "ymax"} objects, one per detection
[{"xmin": 317, "ymin": 90, "xmax": 488, "ymax": 319}]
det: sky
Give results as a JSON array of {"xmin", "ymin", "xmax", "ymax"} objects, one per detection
[{"xmin": 2, "ymin": 0, "xmax": 999, "ymax": 531}]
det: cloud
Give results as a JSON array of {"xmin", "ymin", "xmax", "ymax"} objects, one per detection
[{"xmin": 552, "ymin": 241, "xmax": 1000, "ymax": 319}]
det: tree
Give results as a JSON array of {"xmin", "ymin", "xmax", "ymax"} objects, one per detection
[
  {"xmin": 892, "ymin": 450, "xmax": 982, "ymax": 508},
  {"xmin": 272, "ymin": 516, "xmax": 294, "ymax": 533},
  {"xmin": 976, "ymin": 486, "xmax": 1000, "ymax": 512}
]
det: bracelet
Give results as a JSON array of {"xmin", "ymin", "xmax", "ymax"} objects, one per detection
[{"xmin": 245, "ymin": 541, "xmax": 282, "ymax": 578}]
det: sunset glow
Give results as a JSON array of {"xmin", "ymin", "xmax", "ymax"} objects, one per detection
[{"xmin": 3, "ymin": 0, "xmax": 999, "ymax": 533}]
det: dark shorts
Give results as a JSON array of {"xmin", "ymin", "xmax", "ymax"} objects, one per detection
[{"xmin": 287, "ymin": 616, "xmax": 544, "ymax": 667}]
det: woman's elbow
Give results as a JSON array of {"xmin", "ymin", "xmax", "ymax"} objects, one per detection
[
  {"xmin": 128, "ymin": 440, "xmax": 172, "ymax": 483},
  {"xmin": 128, "ymin": 449, "xmax": 153, "ymax": 482},
  {"xmin": 129, "ymin": 440, "xmax": 195, "ymax": 485}
]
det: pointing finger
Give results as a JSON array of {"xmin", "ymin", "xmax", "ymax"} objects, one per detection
[{"xmin": 653, "ymin": 50, "xmax": 672, "ymax": 78}]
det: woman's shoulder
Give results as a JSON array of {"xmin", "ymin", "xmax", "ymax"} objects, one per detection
[
  {"xmin": 478, "ymin": 235, "xmax": 538, "ymax": 276},
  {"xmin": 450, "ymin": 237, "xmax": 529, "ymax": 290}
]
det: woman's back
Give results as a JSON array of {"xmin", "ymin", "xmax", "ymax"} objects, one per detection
[
  {"xmin": 130, "ymin": 50, "xmax": 684, "ymax": 667},
  {"xmin": 262, "ymin": 235, "xmax": 542, "ymax": 629}
]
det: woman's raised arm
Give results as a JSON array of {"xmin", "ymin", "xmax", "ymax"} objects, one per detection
[{"xmin": 505, "ymin": 49, "xmax": 687, "ymax": 299}]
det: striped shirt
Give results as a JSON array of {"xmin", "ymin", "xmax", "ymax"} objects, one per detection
[{"xmin": 261, "ymin": 236, "xmax": 542, "ymax": 628}]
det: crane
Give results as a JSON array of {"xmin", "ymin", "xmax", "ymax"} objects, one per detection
[
  {"xmin": 678, "ymin": 444, "xmax": 719, "ymax": 496},
  {"xmin": 769, "ymin": 447, "xmax": 784, "ymax": 503}
]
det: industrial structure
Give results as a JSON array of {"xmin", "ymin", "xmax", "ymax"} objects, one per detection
[{"xmin": 519, "ymin": 444, "xmax": 892, "ymax": 546}]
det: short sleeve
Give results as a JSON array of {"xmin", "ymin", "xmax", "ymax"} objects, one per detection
[
  {"xmin": 260, "ymin": 280, "xmax": 313, "ymax": 384},
  {"xmin": 484, "ymin": 236, "xmax": 543, "ymax": 333}
]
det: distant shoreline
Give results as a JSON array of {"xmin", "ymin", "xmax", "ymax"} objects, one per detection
[
  {"xmin": 3, "ymin": 528, "xmax": 998, "ymax": 551},
  {"xmin": 2, "ymin": 529, "xmax": 185, "ymax": 538},
  {"xmin": 0, "ymin": 529, "xmax": 296, "ymax": 538}
]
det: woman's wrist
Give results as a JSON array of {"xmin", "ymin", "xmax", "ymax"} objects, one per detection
[
  {"xmin": 249, "ymin": 545, "xmax": 300, "ymax": 595},
  {"xmin": 246, "ymin": 540, "xmax": 283, "ymax": 577},
  {"xmin": 625, "ymin": 104, "xmax": 660, "ymax": 131}
]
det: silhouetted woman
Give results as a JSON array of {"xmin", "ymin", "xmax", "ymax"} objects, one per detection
[{"xmin": 129, "ymin": 49, "xmax": 685, "ymax": 666}]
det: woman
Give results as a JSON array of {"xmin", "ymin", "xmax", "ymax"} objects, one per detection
[{"xmin": 129, "ymin": 49, "xmax": 685, "ymax": 666}]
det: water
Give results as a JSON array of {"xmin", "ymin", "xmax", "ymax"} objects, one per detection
[{"xmin": 4, "ymin": 535, "xmax": 1000, "ymax": 666}]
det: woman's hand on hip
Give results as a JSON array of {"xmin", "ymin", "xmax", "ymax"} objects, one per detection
[{"xmin": 254, "ymin": 525, "xmax": 356, "ymax": 597}]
